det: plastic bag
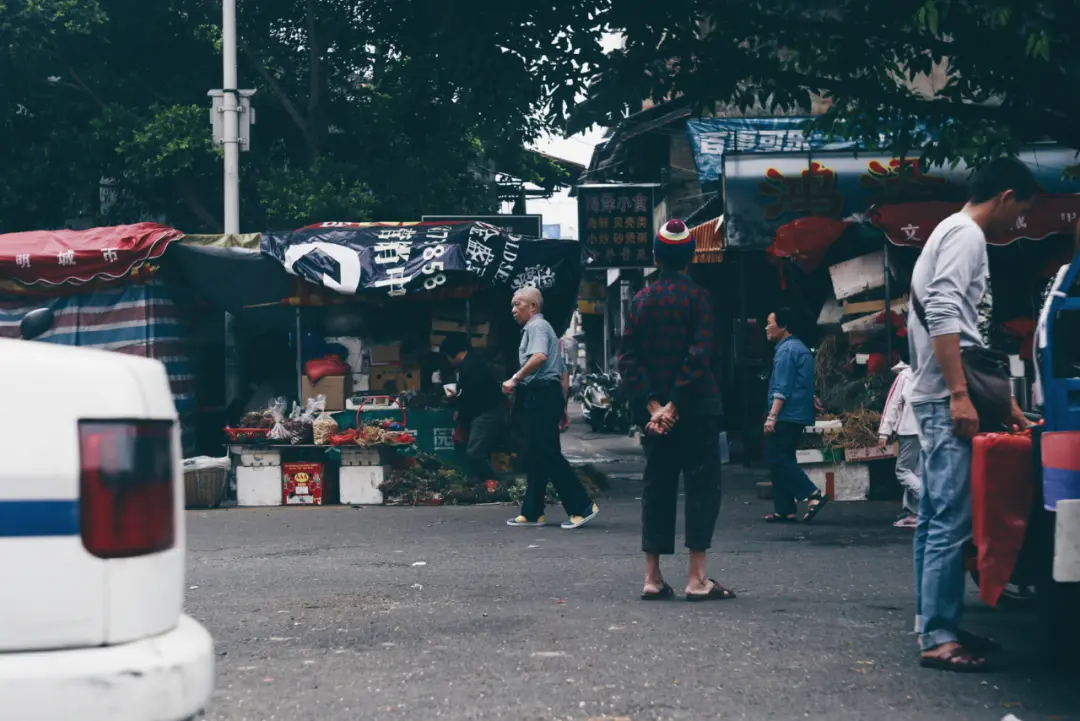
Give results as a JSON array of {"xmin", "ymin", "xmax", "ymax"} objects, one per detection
[
  {"xmin": 267, "ymin": 398, "xmax": 290, "ymax": 441},
  {"xmin": 313, "ymin": 396, "xmax": 339, "ymax": 446},
  {"xmin": 281, "ymin": 400, "xmax": 314, "ymax": 445}
]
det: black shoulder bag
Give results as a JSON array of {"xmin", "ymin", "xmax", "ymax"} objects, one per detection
[{"xmin": 910, "ymin": 228, "xmax": 1013, "ymax": 425}]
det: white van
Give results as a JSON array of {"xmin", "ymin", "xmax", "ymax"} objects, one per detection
[{"xmin": 0, "ymin": 309, "xmax": 214, "ymax": 721}]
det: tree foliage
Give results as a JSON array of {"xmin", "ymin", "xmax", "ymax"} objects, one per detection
[
  {"xmin": 575, "ymin": 0, "xmax": 1080, "ymax": 168},
  {"xmin": 0, "ymin": 0, "xmax": 591, "ymax": 233}
]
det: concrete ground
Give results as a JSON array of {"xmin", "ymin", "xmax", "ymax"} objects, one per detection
[{"xmin": 187, "ymin": 412, "xmax": 1078, "ymax": 721}]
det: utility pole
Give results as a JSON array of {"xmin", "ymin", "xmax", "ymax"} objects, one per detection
[{"xmin": 221, "ymin": 0, "xmax": 240, "ymax": 234}]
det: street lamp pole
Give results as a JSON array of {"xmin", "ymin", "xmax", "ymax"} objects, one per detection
[{"xmin": 222, "ymin": 0, "xmax": 240, "ymax": 234}]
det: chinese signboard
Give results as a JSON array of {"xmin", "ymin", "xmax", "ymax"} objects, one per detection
[
  {"xmin": 577, "ymin": 184, "xmax": 657, "ymax": 268},
  {"xmin": 687, "ymin": 117, "xmax": 859, "ymax": 183},
  {"xmin": 723, "ymin": 147, "xmax": 1080, "ymax": 249},
  {"xmin": 422, "ymin": 215, "xmax": 542, "ymax": 240}
]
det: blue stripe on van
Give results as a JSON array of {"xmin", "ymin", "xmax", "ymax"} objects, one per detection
[{"xmin": 0, "ymin": 500, "xmax": 79, "ymax": 537}]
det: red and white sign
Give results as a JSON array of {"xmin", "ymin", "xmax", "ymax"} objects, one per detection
[
  {"xmin": 0, "ymin": 223, "xmax": 182, "ymax": 287},
  {"xmin": 282, "ymin": 462, "xmax": 324, "ymax": 506},
  {"xmin": 871, "ymin": 195, "xmax": 1080, "ymax": 248}
]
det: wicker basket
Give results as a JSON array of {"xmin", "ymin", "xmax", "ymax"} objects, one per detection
[{"xmin": 184, "ymin": 466, "xmax": 229, "ymax": 509}]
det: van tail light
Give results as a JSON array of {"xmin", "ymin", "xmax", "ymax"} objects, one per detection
[{"xmin": 79, "ymin": 420, "xmax": 175, "ymax": 559}]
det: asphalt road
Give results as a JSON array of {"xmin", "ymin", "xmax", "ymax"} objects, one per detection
[{"xmin": 188, "ymin": 417, "xmax": 1078, "ymax": 721}]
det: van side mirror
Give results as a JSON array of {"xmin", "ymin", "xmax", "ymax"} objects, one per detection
[{"xmin": 20, "ymin": 308, "xmax": 55, "ymax": 341}]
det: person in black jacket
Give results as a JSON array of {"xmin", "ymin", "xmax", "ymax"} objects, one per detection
[{"xmin": 441, "ymin": 333, "xmax": 506, "ymax": 485}]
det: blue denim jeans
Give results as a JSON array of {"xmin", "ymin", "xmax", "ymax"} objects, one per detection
[
  {"xmin": 765, "ymin": 421, "xmax": 820, "ymax": 516},
  {"xmin": 912, "ymin": 400, "xmax": 973, "ymax": 651}
]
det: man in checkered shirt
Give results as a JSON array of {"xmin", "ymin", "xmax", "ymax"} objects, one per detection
[{"xmin": 619, "ymin": 219, "xmax": 732, "ymax": 602}]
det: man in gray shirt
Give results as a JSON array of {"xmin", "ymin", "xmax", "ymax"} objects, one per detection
[
  {"xmin": 908, "ymin": 156, "xmax": 1035, "ymax": 673},
  {"xmin": 503, "ymin": 287, "xmax": 598, "ymax": 529}
]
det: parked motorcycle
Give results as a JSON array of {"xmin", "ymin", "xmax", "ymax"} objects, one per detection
[{"xmin": 581, "ymin": 371, "xmax": 630, "ymax": 434}]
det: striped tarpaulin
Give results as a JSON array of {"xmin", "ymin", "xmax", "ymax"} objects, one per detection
[{"xmin": 0, "ymin": 282, "xmax": 196, "ymax": 425}]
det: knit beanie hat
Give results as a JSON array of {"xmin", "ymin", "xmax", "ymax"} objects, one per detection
[{"xmin": 653, "ymin": 219, "xmax": 695, "ymax": 268}]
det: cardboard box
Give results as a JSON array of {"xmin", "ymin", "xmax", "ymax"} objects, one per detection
[
  {"xmin": 371, "ymin": 368, "xmax": 405, "ymax": 392},
  {"xmin": 845, "ymin": 443, "xmax": 899, "ymax": 462},
  {"xmin": 403, "ymin": 364, "xmax": 423, "ymax": 391},
  {"xmin": 369, "ymin": 342, "xmax": 402, "ymax": 365},
  {"xmin": 302, "ymin": 374, "xmax": 348, "ymax": 411},
  {"xmin": 431, "ymin": 319, "xmax": 491, "ymax": 335},
  {"xmin": 430, "ymin": 333, "xmax": 488, "ymax": 350}
]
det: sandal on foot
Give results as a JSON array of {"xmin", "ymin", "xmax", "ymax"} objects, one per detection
[
  {"xmin": 641, "ymin": 582, "xmax": 675, "ymax": 601},
  {"xmin": 764, "ymin": 513, "xmax": 797, "ymax": 523},
  {"xmin": 802, "ymin": 493, "xmax": 831, "ymax": 522},
  {"xmin": 919, "ymin": 648, "xmax": 991, "ymax": 673},
  {"xmin": 686, "ymin": 579, "xmax": 737, "ymax": 602}
]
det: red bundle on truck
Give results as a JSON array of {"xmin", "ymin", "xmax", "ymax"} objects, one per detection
[{"xmin": 970, "ymin": 432, "xmax": 1036, "ymax": 607}]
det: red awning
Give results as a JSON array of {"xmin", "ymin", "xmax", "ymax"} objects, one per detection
[
  {"xmin": 870, "ymin": 195, "xmax": 1080, "ymax": 248},
  {"xmin": 0, "ymin": 223, "xmax": 183, "ymax": 287}
]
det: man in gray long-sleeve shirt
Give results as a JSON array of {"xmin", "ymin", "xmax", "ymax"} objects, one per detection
[{"xmin": 908, "ymin": 156, "xmax": 1036, "ymax": 673}]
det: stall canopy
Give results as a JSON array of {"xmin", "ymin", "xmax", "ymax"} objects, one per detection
[
  {"xmin": 164, "ymin": 221, "xmax": 586, "ymax": 335},
  {"xmin": 0, "ymin": 223, "xmax": 183, "ymax": 287},
  {"xmin": 870, "ymin": 195, "xmax": 1080, "ymax": 247},
  {"xmin": 723, "ymin": 146, "xmax": 1080, "ymax": 249}
]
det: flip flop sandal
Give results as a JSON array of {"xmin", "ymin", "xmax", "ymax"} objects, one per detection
[
  {"xmin": 893, "ymin": 515, "xmax": 918, "ymax": 529},
  {"xmin": 919, "ymin": 649, "xmax": 991, "ymax": 673},
  {"xmin": 764, "ymin": 513, "xmax": 797, "ymax": 523},
  {"xmin": 802, "ymin": 494, "xmax": 831, "ymax": 522},
  {"xmin": 686, "ymin": 579, "xmax": 737, "ymax": 602},
  {"xmin": 641, "ymin": 582, "xmax": 675, "ymax": 601}
]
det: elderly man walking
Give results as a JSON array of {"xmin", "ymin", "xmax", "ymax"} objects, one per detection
[{"xmin": 503, "ymin": 287, "xmax": 598, "ymax": 529}]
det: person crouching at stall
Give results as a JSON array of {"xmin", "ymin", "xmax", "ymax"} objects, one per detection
[
  {"xmin": 503, "ymin": 287, "xmax": 599, "ymax": 529},
  {"xmin": 441, "ymin": 332, "xmax": 506, "ymax": 488},
  {"xmin": 878, "ymin": 361, "xmax": 921, "ymax": 529},
  {"xmin": 619, "ymin": 219, "xmax": 733, "ymax": 602}
]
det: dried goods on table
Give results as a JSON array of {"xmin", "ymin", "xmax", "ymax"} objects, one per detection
[{"xmin": 822, "ymin": 409, "xmax": 883, "ymax": 450}]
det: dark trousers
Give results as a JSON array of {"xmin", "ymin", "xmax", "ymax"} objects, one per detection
[
  {"xmin": 765, "ymin": 420, "xmax": 820, "ymax": 516},
  {"xmin": 641, "ymin": 417, "xmax": 722, "ymax": 555},
  {"xmin": 465, "ymin": 407, "xmax": 503, "ymax": 482},
  {"xmin": 520, "ymin": 380, "xmax": 592, "ymax": 520}
]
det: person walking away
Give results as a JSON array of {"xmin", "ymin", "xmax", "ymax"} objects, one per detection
[
  {"xmin": 503, "ymin": 287, "xmax": 598, "ymax": 529},
  {"xmin": 908, "ymin": 156, "xmax": 1035, "ymax": 672},
  {"xmin": 441, "ymin": 332, "xmax": 506, "ymax": 488},
  {"xmin": 619, "ymin": 219, "xmax": 733, "ymax": 602},
  {"xmin": 763, "ymin": 308, "xmax": 830, "ymax": 523},
  {"xmin": 878, "ymin": 361, "xmax": 920, "ymax": 529}
]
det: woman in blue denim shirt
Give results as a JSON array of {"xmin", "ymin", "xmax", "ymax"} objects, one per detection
[{"xmin": 763, "ymin": 308, "xmax": 830, "ymax": 523}]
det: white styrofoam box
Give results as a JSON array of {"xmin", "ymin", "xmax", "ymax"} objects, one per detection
[
  {"xmin": 230, "ymin": 448, "xmax": 282, "ymax": 468},
  {"xmin": 340, "ymin": 465, "xmax": 391, "ymax": 505},
  {"xmin": 805, "ymin": 419, "xmax": 843, "ymax": 434},
  {"xmin": 237, "ymin": 465, "xmax": 283, "ymax": 507},
  {"xmin": 340, "ymin": 448, "xmax": 382, "ymax": 467},
  {"xmin": 1054, "ymin": 499, "xmax": 1080, "ymax": 582},
  {"xmin": 796, "ymin": 449, "xmax": 827, "ymax": 464},
  {"xmin": 327, "ymin": 336, "xmax": 365, "ymax": 372},
  {"xmin": 803, "ymin": 462, "xmax": 870, "ymax": 501},
  {"xmin": 829, "ymin": 251, "xmax": 887, "ymax": 300}
]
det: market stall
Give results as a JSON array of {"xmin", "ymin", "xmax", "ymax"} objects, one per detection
[
  {"xmin": 160, "ymin": 220, "xmax": 587, "ymax": 509},
  {"xmin": 764, "ymin": 194, "xmax": 1080, "ymax": 501}
]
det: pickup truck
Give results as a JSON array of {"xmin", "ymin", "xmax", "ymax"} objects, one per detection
[{"xmin": 0, "ymin": 308, "xmax": 214, "ymax": 721}]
